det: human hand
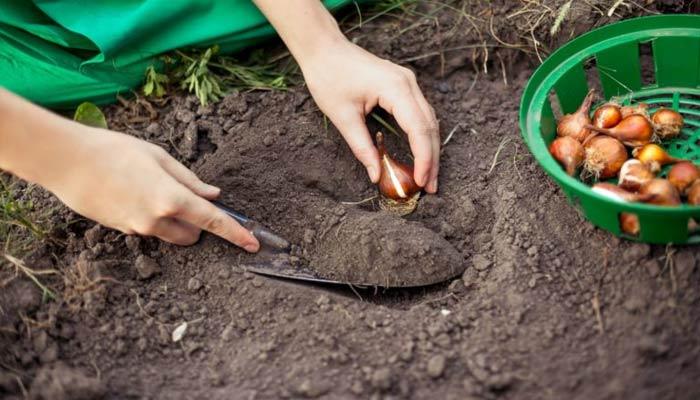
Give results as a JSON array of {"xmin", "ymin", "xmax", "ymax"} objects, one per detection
[
  {"xmin": 44, "ymin": 127, "xmax": 260, "ymax": 250},
  {"xmin": 299, "ymin": 39, "xmax": 440, "ymax": 193}
]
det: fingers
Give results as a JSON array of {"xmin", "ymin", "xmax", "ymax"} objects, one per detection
[
  {"xmin": 157, "ymin": 149, "xmax": 221, "ymax": 199},
  {"xmin": 406, "ymin": 77, "xmax": 440, "ymax": 193},
  {"xmin": 149, "ymin": 218, "xmax": 202, "ymax": 246},
  {"xmin": 171, "ymin": 190, "xmax": 260, "ymax": 252},
  {"xmin": 378, "ymin": 78, "xmax": 439, "ymax": 191},
  {"xmin": 333, "ymin": 110, "xmax": 381, "ymax": 183}
]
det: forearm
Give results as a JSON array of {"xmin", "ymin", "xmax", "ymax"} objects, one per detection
[
  {"xmin": 0, "ymin": 89, "xmax": 86, "ymax": 188},
  {"xmin": 252, "ymin": 0, "xmax": 346, "ymax": 65}
]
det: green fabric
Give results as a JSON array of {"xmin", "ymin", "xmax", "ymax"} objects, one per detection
[{"xmin": 0, "ymin": 0, "xmax": 353, "ymax": 108}]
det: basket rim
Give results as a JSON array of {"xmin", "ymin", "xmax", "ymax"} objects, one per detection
[{"xmin": 519, "ymin": 14, "xmax": 700, "ymax": 216}]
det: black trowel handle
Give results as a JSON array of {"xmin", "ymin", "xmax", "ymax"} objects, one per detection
[{"xmin": 212, "ymin": 201, "xmax": 291, "ymax": 252}]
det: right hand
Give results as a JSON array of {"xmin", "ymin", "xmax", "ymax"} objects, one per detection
[{"xmin": 46, "ymin": 126, "xmax": 260, "ymax": 250}]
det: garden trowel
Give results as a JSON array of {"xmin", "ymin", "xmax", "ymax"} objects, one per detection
[{"xmin": 213, "ymin": 201, "xmax": 460, "ymax": 288}]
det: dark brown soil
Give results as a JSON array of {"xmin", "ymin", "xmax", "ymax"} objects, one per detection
[{"xmin": 2, "ymin": 2, "xmax": 700, "ymax": 400}]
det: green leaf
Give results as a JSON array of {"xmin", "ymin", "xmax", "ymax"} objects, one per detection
[{"xmin": 73, "ymin": 102, "xmax": 108, "ymax": 129}]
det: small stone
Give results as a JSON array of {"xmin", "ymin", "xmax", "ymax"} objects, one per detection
[
  {"xmin": 175, "ymin": 109, "xmax": 195, "ymax": 123},
  {"xmin": 637, "ymin": 335, "xmax": 669, "ymax": 358},
  {"xmin": 426, "ymin": 354, "xmax": 446, "ymax": 378},
  {"xmin": 295, "ymin": 379, "xmax": 330, "ymax": 398},
  {"xmin": 471, "ymin": 254, "xmax": 491, "ymax": 271},
  {"xmin": 145, "ymin": 122, "xmax": 161, "ymax": 135},
  {"xmin": 462, "ymin": 268, "xmax": 478, "ymax": 288},
  {"xmin": 303, "ymin": 229, "xmax": 315, "ymax": 244},
  {"xmin": 262, "ymin": 135, "xmax": 275, "ymax": 146},
  {"xmin": 485, "ymin": 374, "xmax": 513, "ymax": 392},
  {"xmin": 371, "ymin": 368, "xmax": 392, "ymax": 390},
  {"xmin": 527, "ymin": 245, "xmax": 538, "ymax": 257},
  {"xmin": 297, "ymin": 379, "xmax": 331, "ymax": 398},
  {"xmin": 187, "ymin": 277, "xmax": 203, "ymax": 292},
  {"xmin": 350, "ymin": 381, "xmax": 364, "ymax": 395},
  {"xmin": 134, "ymin": 255, "xmax": 160, "ymax": 280}
]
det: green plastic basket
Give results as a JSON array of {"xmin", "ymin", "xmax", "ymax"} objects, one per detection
[{"xmin": 519, "ymin": 15, "xmax": 700, "ymax": 244}]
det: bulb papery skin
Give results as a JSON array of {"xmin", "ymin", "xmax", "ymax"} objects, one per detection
[
  {"xmin": 652, "ymin": 108, "xmax": 684, "ymax": 139},
  {"xmin": 587, "ymin": 114, "xmax": 654, "ymax": 147},
  {"xmin": 556, "ymin": 90, "xmax": 595, "ymax": 142},
  {"xmin": 376, "ymin": 132, "xmax": 420, "ymax": 202},
  {"xmin": 620, "ymin": 103, "xmax": 649, "ymax": 119},
  {"xmin": 668, "ymin": 161, "xmax": 699, "ymax": 195},
  {"xmin": 638, "ymin": 179, "xmax": 681, "ymax": 206},
  {"xmin": 549, "ymin": 137, "xmax": 584, "ymax": 176},
  {"xmin": 618, "ymin": 159, "xmax": 655, "ymax": 192},
  {"xmin": 593, "ymin": 104, "xmax": 622, "ymax": 129},
  {"xmin": 583, "ymin": 136, "xmax": 628, "ymax": 180}
]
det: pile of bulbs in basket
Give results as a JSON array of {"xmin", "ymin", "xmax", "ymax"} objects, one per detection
[{"xmin": 549, "ymin": 90, "xmax": 699, "ymax": 235}]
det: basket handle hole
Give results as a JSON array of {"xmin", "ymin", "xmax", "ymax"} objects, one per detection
[
  {"xmin": 548, "ymin": 89, "xmax": 563, "ymax": 120},
  {"xmin": 638, "ymin": 41, "xmax": 656, "ymax": 88},
  {"xmin": 619, "ymin": 212, "xmax": 640, "ymax": 238}
]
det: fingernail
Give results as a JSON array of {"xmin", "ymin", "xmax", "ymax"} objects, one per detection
[
  {"xmin": 244, "ymin": 242, "xmax": 259, "ymax": 253},
  {"xmin": 367, "ymin": 165, "xmax": 379, "ymax": 183},
  {"xmin": 431, "ymin": 178, "xmax": 439, "ymax": 193}
]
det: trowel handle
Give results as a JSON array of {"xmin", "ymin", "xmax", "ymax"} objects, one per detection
[
  {"xmin": 212, "ymin": 201, "xmax": 290, "ymax": 251},
  {"xmin": 212, "ymin": 201, "xmax": 250, "ymax": 226}
]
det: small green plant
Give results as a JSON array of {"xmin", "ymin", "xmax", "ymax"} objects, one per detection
[
  {"xmin": 0, "ymin": 174, "xmax": 56, "ymax": 301},
  {"xmin": 175, "ymin": 46, "xmax": 225, "ymax": 107},
  {"xmin": 73, "ymin": 102, "xmax": 108, "ymax": 129},
  {"xmin": 165, "ymin": 46, "xmax": 296, "ymax": 106},
  {"xmin": 142, "ymin": 65, "xmax": 169, "ymax": 98}
]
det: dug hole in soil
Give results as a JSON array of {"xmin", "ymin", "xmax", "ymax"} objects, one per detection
[{"xmin": 2, "ymin": 2, "xmax": 700, "ymax": 399}]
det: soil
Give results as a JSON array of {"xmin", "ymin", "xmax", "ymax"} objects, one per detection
[{"xmin": 2, "ymin": 2, "xmax": 700, "ymax": 400}]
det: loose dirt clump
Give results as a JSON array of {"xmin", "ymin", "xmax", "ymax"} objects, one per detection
[{"xmin": 2, "ymin": 1, "xmax": 700, "ymax": 399}]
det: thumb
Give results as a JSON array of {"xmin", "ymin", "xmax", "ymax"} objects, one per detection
[{"xmin": 334, "ymin": 112, "xmax": 381, "ymax": 183}]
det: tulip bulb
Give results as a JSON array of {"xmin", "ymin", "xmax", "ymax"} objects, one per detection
[
  {"xmin": 687, "ymin": 180, "xmax": 700, "ymax": 206},
  {"xmin": 549, "ymin": 136, "xmax": 584, "ymax": 176},
  {"xmin": 638, "ymin": 179, "xmax": 681, "ymax": 206},
  {"xmin": 376, "ymin": 132, "xmax": 420, "ymax": 201},
  {"xmin": 583, "ymin": 135, "xmax": 628, "ymax": 180},
  {"xmin": 618, "ymin": 159, "xmax": 655, "ymax": 192},
  {"xmin": 652, "ymin": 108, "xmax": 684, "ymax": 139},
  {"xmin": 587, "ymin": 114, "xmax": 654, "ymax": 147},
  {"xmin": 667, "ymin": 161, "xmax": 699, "ymax": 195},
  {"xmin": 593, "ymin": 103, "xmax": 622, "ymax": 129},
  {"xmin": 620, "ymin": 102, "xmax": 649, "ymax": 118},
  {"xmin": 592, "ymin": 183, "xmax": 654, "ymax": 203},
  {"xmin": 557, "ymin": 89, "xmax": 595, "ymax": 142},
  {"xmin": 620, "ymin": 213, "xmax": 640, "ymax": 236},
  {"xmin": 632, "ymin": 144, "xmax": 681, "ymax": 172}
]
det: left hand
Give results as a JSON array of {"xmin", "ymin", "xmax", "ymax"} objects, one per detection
[{"xmin": 298, "ymin": 39, "xmax": 440, "ymax": 193}]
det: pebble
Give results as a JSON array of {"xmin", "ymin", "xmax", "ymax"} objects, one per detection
[
  {"xmin": 262, "ymin": 135, "xmax": 275, "ymax": 146},
  {"xmin": 303, "ymin": 229, "xmax": 316, "ymax": 244},
  {"xmin": 187, "ymin": 277, "xmax": 203, "ymax": 292},
  {"xmin": 636, "ymin": 335, "xmax": 669, "ymax": 359},
  {"xmin": 471, "ymin": 254, "xmax": 492, "ymax": 271},
  {"xmin": 427, "ymin": 354, "xmax": 446, "ymax": 378},
  {"xmin": 134, "ymin": 255, "xmax": 160, "ymax": 280},
  {"xmin": 462, "ymin": 267, "xmax": 478, "ymax": 288},
  {"xmin": 295, "ymin": 379, "xmax": 330, "ymax": 398},
  {"xmin": 371, "ymin": 368, "xmax": 392, "ymax": 390}
]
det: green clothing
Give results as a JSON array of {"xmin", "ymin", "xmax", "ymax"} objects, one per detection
[{"xmin": 0, "ymin": 0, "xmax": 352, "ymax": 108}]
